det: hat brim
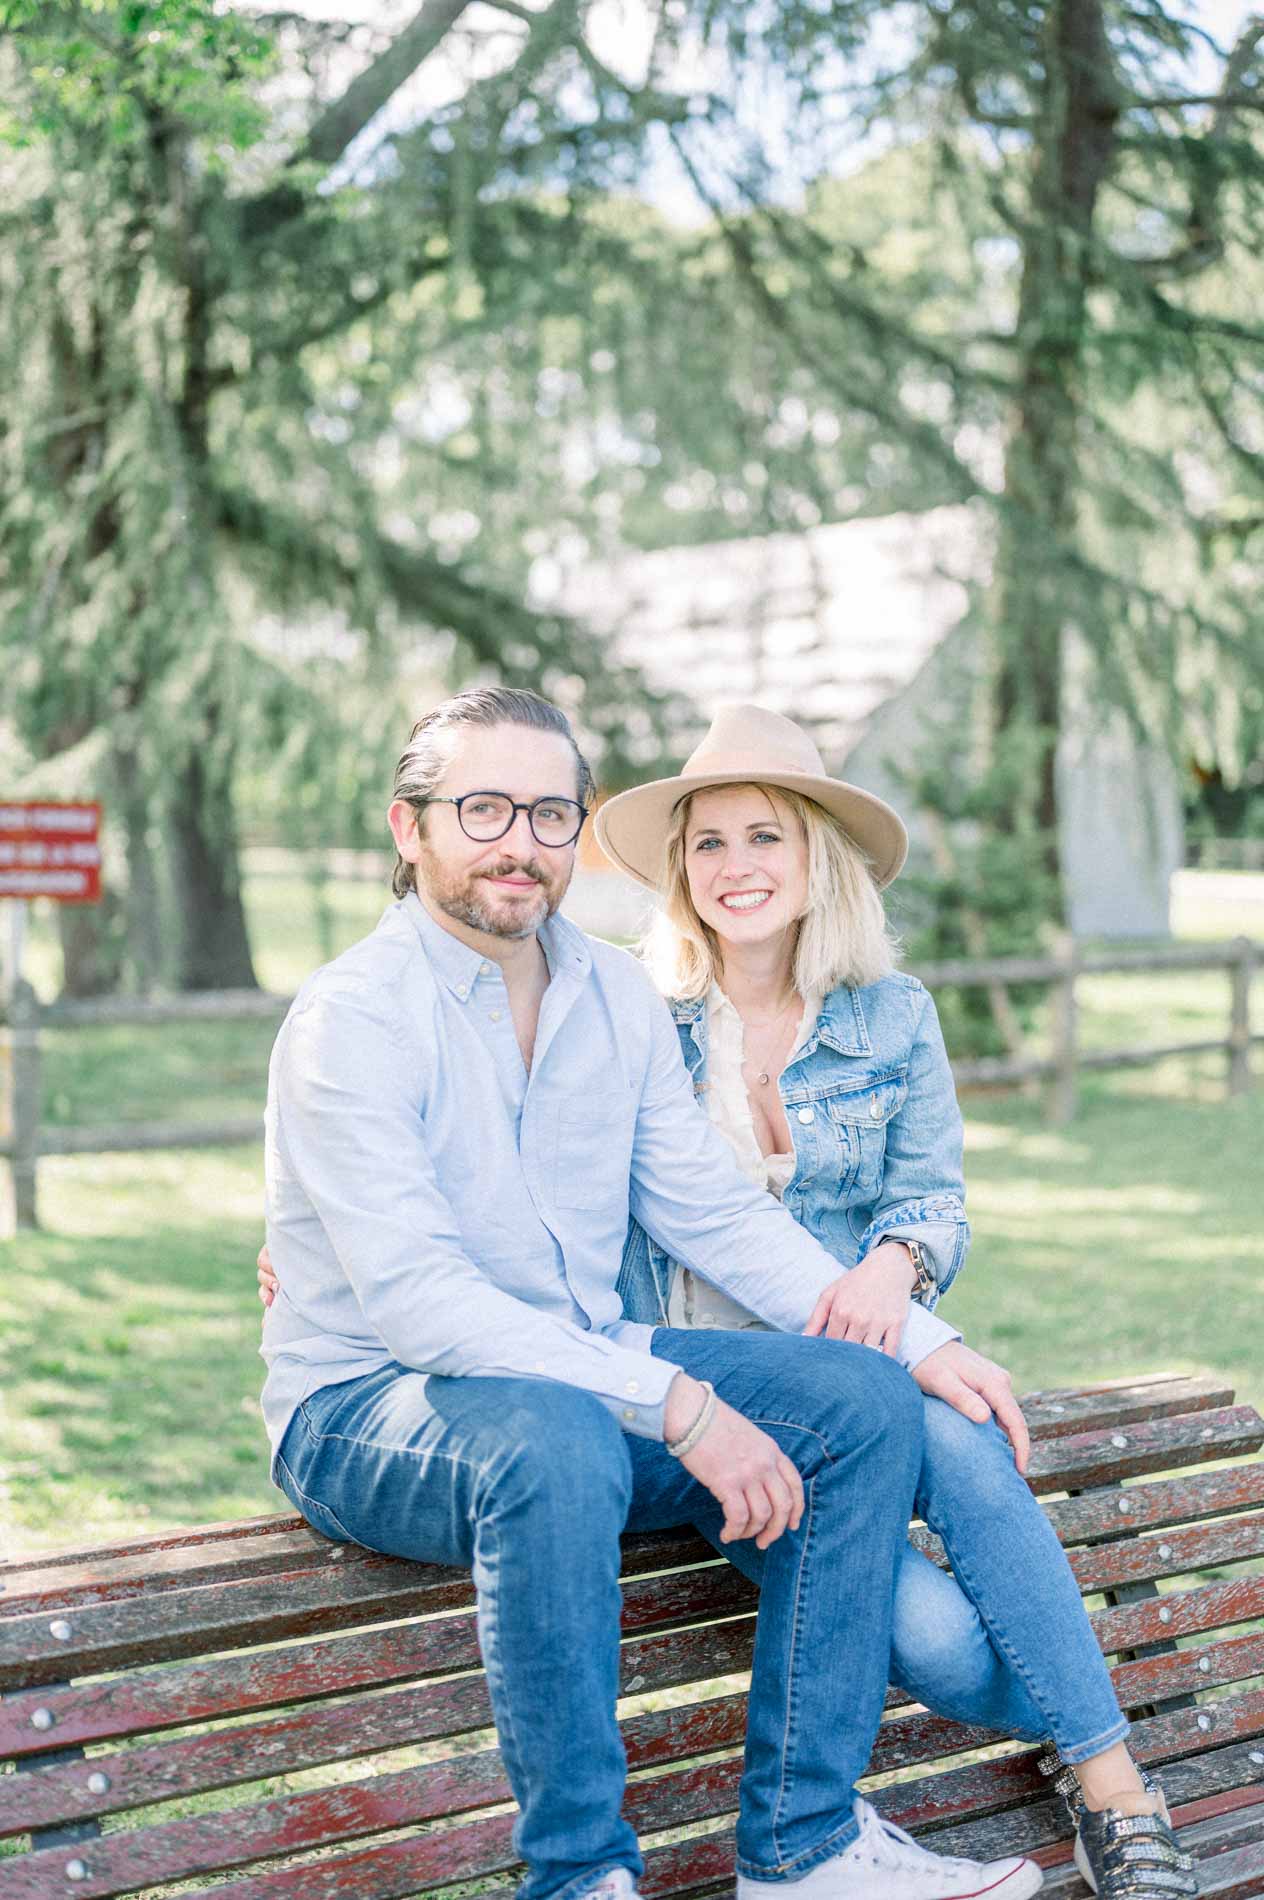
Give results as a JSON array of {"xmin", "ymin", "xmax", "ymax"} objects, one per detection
[{"xmin": 594, "ymin": 769, "xmax": 908, "ymax": 892}]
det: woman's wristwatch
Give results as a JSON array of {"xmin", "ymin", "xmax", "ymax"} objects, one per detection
[{"xmin": 884, "ymin": 1235, "xmax": 936, "ymax": 1302}]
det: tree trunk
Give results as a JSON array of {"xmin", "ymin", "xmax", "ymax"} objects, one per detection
[
  {"xmin": 991, "ymin": 0, "xmax": 1122, "ymax": 915},
  {"xmin": 167, "ymin": 737, "xmax": 258, "ymax": 991},
  {"xmin": 57, "ymin": 895, "xmax": 127, "ymax": 998},
  {"xmin": 112, "ymin": 742, "xmax": 166, "ymax": 993}
]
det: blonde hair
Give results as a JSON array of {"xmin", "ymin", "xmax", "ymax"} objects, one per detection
[{"xmin": 641, "ymin": 784, "xmax": 899, "ymax": 1001}]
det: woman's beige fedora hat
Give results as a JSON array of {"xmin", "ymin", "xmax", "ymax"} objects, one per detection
[{"xmin": 594, "ymin": 703, "xmax": 908, "ymax": 892}]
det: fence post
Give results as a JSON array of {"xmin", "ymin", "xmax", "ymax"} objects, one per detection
[
  {"xmin": 1049, "ymin": 932, "xmax": 1079, "ymax": 1127},
  {"xmin": 1228, "ymin": 935, "xmax": 1255, "ymax": 1097},
  {"xmin": 5, "ymin": 978, "xmax": 42, "ymax": 1232}
]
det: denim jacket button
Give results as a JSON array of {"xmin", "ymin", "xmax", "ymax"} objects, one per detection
[
  {"xmin": 870, "ymin": 1097, "xmax": 883, "ymax": 1119},
  {"xmin": 797, "ymin": 1107, "xmax": 814, "ymax": 1124}
]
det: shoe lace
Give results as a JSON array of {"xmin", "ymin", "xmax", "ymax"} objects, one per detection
[{"xmin": 854, "ymin": 1803, "xmax": 981, "ymax": 1877}]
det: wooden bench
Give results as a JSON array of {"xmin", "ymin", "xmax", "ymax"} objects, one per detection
[{"xmin": 2, "ymin": 1372, "xmax": 1262, "ymax": 1899}]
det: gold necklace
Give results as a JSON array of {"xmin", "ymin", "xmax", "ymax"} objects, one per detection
[{"xmin": 741, "ymin": 996, "xmax": 800, "ymax": 1087}]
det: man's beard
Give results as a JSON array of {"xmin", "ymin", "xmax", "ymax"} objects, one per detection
[{"xmin": 418, "ymin": 850, "xmax": 568, "ymax": 940}]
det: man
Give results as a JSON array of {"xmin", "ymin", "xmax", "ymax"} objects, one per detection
[{"xmin": 261, "ymin": 685, "xmax": 1043, "ymax": 1900}]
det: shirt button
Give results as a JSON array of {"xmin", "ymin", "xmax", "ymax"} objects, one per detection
[
  {"xmin": 481, "ymin": 962, "xmax": 494, "ymax": 976},
  {"xmin": 797, "ymin": 1107, "xmax": 814, "ymax": 1124},
  {"xmin": 626, "ymin": 1379, "xmax": 640, "ymax": 1395},
  {"xmin": 622, "ymin": 1408, "xmax": 636, "ymax": 1422},
  {"xmin": 701, "ymin": 1312, "xmax": 717, "ymax": 1324},
  {"xmin": 456, "ymin": 985, "xmax": 469, "ymax": 999},
  {"xmin": 490, "ymin": 1010, "xmax": 503, "ymax": 1023}
]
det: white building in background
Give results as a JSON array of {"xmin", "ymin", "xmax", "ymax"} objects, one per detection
[{"xmin": 551, "ymin": 506, "xmax": 1183, "ymax": 942}]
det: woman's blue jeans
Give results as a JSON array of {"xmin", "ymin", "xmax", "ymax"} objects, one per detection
[
  {"xmin": 722, "ymin": 1388, "xmax": 1129, "ymax": 1765},
  {"xmin": 274, "ymin": 1329, "xmax": 925, "ymax": 1900}
]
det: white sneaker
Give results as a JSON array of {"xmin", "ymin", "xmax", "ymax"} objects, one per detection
[
  {"xmin": 736, "ymin": 1798, "xmax": 1044, "ymax": 1899},
  {"xmin": 575, "ymin": 1870, "xmax": 643, "ymax": 1900}
]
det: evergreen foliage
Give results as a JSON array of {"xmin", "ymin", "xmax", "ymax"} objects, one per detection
[{"xmin": 3, "ymin": 0, "xmax": 1263, "ymax": 1000}]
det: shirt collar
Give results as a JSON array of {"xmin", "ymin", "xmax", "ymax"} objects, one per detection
[{"xmin": 400, "ymin": 891, "xmax": 592, "ymax": 1001}]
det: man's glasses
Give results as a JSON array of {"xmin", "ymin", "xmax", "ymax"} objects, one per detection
[{"xmin": 415, "ymin": 791, "xmax": 588, "ymax": 848}]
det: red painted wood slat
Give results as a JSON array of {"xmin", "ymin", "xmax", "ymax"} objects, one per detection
[
  {"xmin": 1024, "ymin": 1407, "xmax": 1263, "ymax": 1495},
  {"xmin": 0, "ymin": 1698, "xmax": 751, "ymax": 1900},
  {"xmin": 0, "ymin": 1618, "xmax": 760, "ymax": 1838},
  {"xmin": 1067, "ymin": 1511, "xmax": 1264, "ymax": 1591},
  {"xmin": 1020, "ymin": 1375, "xmax": 1234, "ymax": 1439},
  {"xmin": 0, "ymin": 1538, "xmax": 755, "ymax": 1698}
]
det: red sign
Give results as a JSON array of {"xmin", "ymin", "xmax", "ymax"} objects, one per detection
[{"xmin": 0, "ymin": 802, "xmax": 102, "ymax": 903}]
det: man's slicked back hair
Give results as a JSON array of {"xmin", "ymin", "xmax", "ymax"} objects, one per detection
[{"xmin": 391, "ymin": 686, "xmax": 594, "ymax": 898}]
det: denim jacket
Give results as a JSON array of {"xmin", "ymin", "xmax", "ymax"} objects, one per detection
[{"xmin": 616, "ymin": 972, "xmax": 970, "ymax": 1328}]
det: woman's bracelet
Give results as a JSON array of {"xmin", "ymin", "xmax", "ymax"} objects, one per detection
[{"xmin": 666, "ymin": 1380, "xmax": 717, "ymax": 1459}]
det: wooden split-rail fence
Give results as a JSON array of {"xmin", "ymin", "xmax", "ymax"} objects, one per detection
[{"xmin": 0, "ymin": 938, "xmax": 1258, "ymax": 1233}]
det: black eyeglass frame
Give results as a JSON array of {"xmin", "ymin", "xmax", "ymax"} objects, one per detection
[{"xmin": 413, "ymin": 790, "xmax": 589, "ymax": 848}]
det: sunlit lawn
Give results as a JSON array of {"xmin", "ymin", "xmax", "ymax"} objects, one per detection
[{"xmin": 2, "ymin": 870, "xmax": 1261, "ymax": 1553}]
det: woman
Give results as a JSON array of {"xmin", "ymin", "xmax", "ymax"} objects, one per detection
[
  {"xmin": 592, "ymin": 704, "xmax": 1194, "ymax": 1900},
  {"xmin": 258, "ymin": 704, "xmax": 1195, "ymax": 1900}
]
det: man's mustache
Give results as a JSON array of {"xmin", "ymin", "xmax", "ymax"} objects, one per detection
[{"xmin": 478, "ymin": 860, "xmax": 550, "ymax": 885}]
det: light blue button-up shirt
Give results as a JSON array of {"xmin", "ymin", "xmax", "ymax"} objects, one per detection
[{"xmin": 260, "ymin": 894, "xmax": 957, "ymax": 1463}]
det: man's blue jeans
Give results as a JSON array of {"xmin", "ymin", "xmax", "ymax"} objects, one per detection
[{"xmin": 273, "ymin": 1329, "xmax": 925, "ymax": 1900}]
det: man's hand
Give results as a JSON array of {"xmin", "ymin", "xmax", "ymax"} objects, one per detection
[
  {"xmin": 664, "ymin": 1372, "xmax": 805, "ymax": 1550},
  {"xmin": 802, "ymin": 1242, "xmax": 915, "ymax": 1356},
  {"xmin": 257, "ymin": 1243, "xmax": 278, "ymax": 1309},
  {"xmin": 912, "ymin": 1342, "xmax": 1030, "ymax": 1475}
]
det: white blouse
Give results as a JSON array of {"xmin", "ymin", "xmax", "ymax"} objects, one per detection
[{"xmin": 666, "ymin": 983, "xmax": 820, "ymax": 1330}]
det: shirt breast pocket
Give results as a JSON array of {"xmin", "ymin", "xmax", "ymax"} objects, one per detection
[
  {"xmin": 554, "ymin": 1107, "xmax": 637, "ymax": 1211},
  {"xmin": 823, "ymin": 1077, "xmax": 907, "ymax": 1198}
]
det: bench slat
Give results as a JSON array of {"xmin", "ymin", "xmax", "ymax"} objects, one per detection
[
  {"xmin": 0, "ymin": 1696, "xmax": 750, "ymax": 1900},
  {"xmin": 3, "ymin": 1550, "xmax": 1258, "ymax": 1769},
  {"xmin": 0, "ymin": 1529, "xmax": 336, "ymax": 1616},
  {"xmin": 1020, "ymin": 1375, "xmax": 1235, "ymax": 1438},
  {"xmin": 12, "ymin": 1614, "xmax": 1264, "ymax": 1842},
  {"xmin": 5, "ymin": 1408, "xmax": 1254, "ymax": 1684},
  {"xmin": 0, "ymin": 1617, "xmax": 761, "ymax": 1838},
  {"xmin": 1110, "ymin": 1629, "xmax": 1264, "ymax": 1710},
  {"xmin": 0, "ymin": 1525, "xmax": 715, "ymax": 1621},
  {"xmin": 1067, "ymin": 1511, "xmax": 1264, "ymax": 1592},
  {"xmin": 1090, "ymin": 1573, "xmax": 1264, "ymax": 1654},
  {"xmin": 1025, "ymin": 1407, "xmax": 1263, "ymax": 1494},
  {"xmin": 8, "ymin": 1679, "xmax": 1262, "ymax": 1900},
  {"xmin": 1039, "ymin": 1463, "xmax": 1264, "ymax": 1545},
  {"xmin": 1, "ymin": 1394, "xmax": 1251, "ymax": 1620},
  {"xmin": 0, "ymin": 1543, "xmax": 756, "ymax": 1695}
]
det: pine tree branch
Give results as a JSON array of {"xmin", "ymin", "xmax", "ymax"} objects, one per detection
[
  {"xmin": 1131, "ymin": 89, "xmax": 1264, "ymax": 111},
  {"xmin": 666, "ymin": 127, "xmax": 985, "ymax": 500},
  {"xmin": 1131, "ymin": 16, "xmax": 1264, "ymax": 282},
  {"xmin": 294, "ymin": 0, "xmax": 474, "ymax": 171},
  {"xmin": 235, "ymin": 0, "xmax": 472, "ymax": 244},
  {"xmin": 213, "ymin": 483, "xmax": 578, "ymax": 667}
]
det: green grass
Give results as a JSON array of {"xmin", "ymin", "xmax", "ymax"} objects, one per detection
[
  {"xmin": 2, "ymin": 871, "xmax": 1262, "ymax": 1552},
  {"xmin": 2, "ymin": 1050, "xmax": 1260, "ymax": 1556}
]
